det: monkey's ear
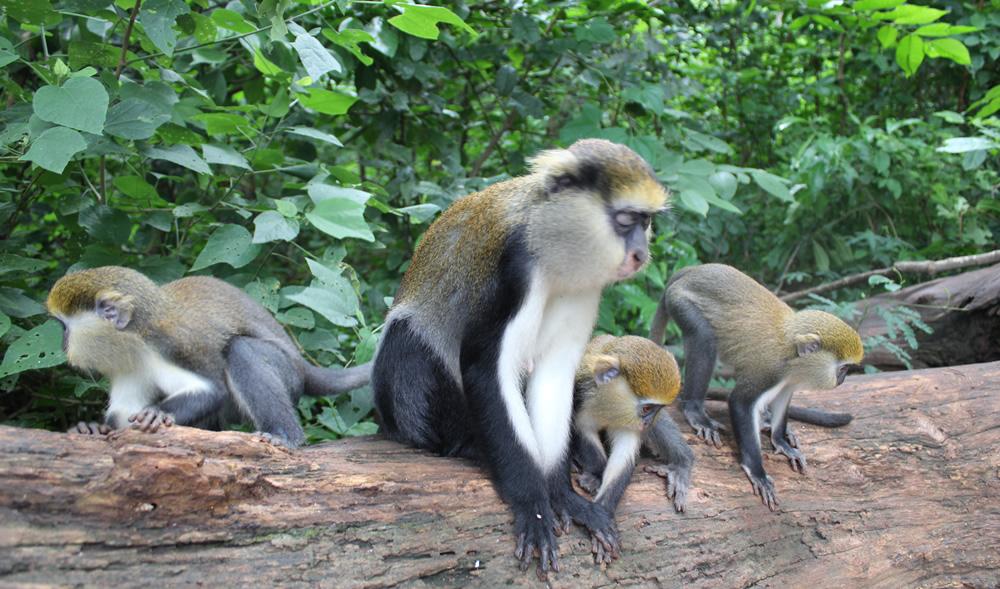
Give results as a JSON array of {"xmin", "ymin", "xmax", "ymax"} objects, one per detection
[
  {"xmin": 591, "ymin": 355, "xmax": 621, "ymax": 385},
  {"xmin": 795, "ymin": 334, "xmax": 822, "ymax": 357},
  {"xmin": 95, "ymin": 291, "xmax": 134, "ymax": 330}
]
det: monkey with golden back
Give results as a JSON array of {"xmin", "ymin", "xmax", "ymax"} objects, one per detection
[
  {"xmin": 373, "ymin": 139, "xmax": 669, "ymax": 573},
  {"xmin": 47, "ymin": 266, "xmax": 371, "ymax": 446},
  {"xmin": 571, "ymin": 335, "xmax": 693, "ymax": 562},
  {"xmin": 650, "ymin": 263, "xmax": 863, "ymax": 509}
]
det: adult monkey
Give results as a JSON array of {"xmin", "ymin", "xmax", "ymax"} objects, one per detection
[{"xmin": 373, "ymin": 139, "xmax": 669, "ymax": 574}]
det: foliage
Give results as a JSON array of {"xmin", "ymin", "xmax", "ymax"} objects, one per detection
[{"xmin": 0, "ymin": 0, "xmax": 997, "ymax": 435}]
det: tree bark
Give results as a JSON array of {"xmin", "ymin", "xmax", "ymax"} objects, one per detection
[
  {"xmin": 856, "ymin": 262, "xmax": 1000, "ymax": 371},
  {"xmin": 1, "ymin": 362, "xmax": 999, "ymax": 588}
]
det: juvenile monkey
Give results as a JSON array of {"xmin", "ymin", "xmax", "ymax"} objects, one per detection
[
  {"xmin": 652, "ymin": 263, "xmax": 862, "ymax": 509},
  {"xmin": 373, "ymin": 139, "xmax": 669, "ymax": 573},
  {"xmin": 572, "ymin": 336, "xmax": 693, "ymax": 535},
  {"xmin": 47, "ymin": 266, "xmax": 371, "ymax": 447}
]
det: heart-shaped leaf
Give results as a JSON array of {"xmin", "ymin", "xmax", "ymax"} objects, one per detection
[{"xmin": 33, "ymin": 77, "xmax": 108, "ymax": 135}]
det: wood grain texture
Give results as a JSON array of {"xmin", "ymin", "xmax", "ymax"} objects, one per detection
[{"xmin": 1, "ymin": 362, "xmax": 998, "ymax": 588}]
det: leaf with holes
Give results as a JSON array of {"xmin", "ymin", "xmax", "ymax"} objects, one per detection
[
  {"xmin": 0, "ymin": 319, "xmax": 66, "ymax": 378},
  {"xmin": 190, "ymin": 224, "xmax": 262, "ymax": 271},
  {"xmin": 140, "ymin": 0, "xmax": 190, "ymax": 56}
]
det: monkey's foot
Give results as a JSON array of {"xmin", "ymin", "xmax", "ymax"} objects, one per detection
[
  {"xmin": 553, "ymin": 491, "xmax": 620, "ymax": 565},
  {"xmin": 576, "ymin": 472, "xmax": 601, "ymax": 496},
  {"xmin": 128, "ymin": 408, "xmax": 174, "ymax": 433},
  {"xmin": 69, "ymin": 421, "xmax": 111, "ymax": 435},
  {"xmin": 773, "ymin": 440, "xmax": 807, "ymax": 474},
  {"xmin": 643, "ymin": 464, "xmax": 692, "ymax": 513},
  {"xmin": 741, "ymin": 465, "xmax": 778, "ymax": 511},
  {"xmin": 784, "ymin": 428, "xmax": 800, "ymax": 449},
  {"xmin": 683, "ymin": 409, "xmax": 723, "ymax": 447},
  {"xmin": 254, "ymin": 432, "xmax": 295, "ymax": 449},
  {"xmin": 512, "ymin": 503, "xmax": 560, "ymax": 577}
]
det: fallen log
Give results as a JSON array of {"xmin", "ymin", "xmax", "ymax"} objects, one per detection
[
  {"xmin": 1, "ymin": 362, "xmax": 998, "ymax": 588},
  {"xmin": 855, "ymin": 262, "xmax": 1000, "ymax": 370}
]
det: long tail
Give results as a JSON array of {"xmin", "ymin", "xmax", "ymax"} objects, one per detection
[
  {"xmin": 303, "ymin": 361, "xmax": 373, "ymax": 396},
  {"xmin": 706, "ymin": 388, "xmax": 853, "ymax": 427},
  {"xmin": 649, "ymin": 289, "xmax": 671, "ymax": 345}
]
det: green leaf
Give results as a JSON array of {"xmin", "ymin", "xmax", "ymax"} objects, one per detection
[
  {"xmin": 252, "ymin": 48, "xmax": 284, "ymax": 76},
  {"xmin": 0, "ymin": 287, "xmax": 46, "ymax": 318},
  {"xmin": 283, "ymin": 285, "xmax": 358, "ymax": 327},
  {"xmin": 0, "ymin": 0, "xmax": 60, "ymax": 25},
  {"xmin": 937, "ymin": 137, "xmax": 998, "ymax": 153},
  {"xmin": 286, "ymin": 126, "xmax": 343, "ymax": 146},
  {"xmin": 293, "ymin": 31, "xmax": 343, "ymax": 81},
  {"xmin": 677, "ymin": 190, "xmax": 709, "ymax": 216},
  {"xmin": 0, "ymin": 312, "xmax": 9, "ymax": 339},
  {"xmin": 277, "ymin": 307, "xmax": 314, "ymax": 329},
  {"xmin": 933, "ymin": 110, "xmax": 965, "ymax": 124},
  {"xmin": 575, "ymin": 17, "xmax": 615, "ymax": 43},
  {"xmin": 252, "ymin": 210, "xmax": 300, "ymax": 243},
  {"xmin": 811, "ymin": 14, "xmax": 844, "ymax": 32},
  {"xmin": 895, "ymin": 34, "xmax": 924, "ymax": 77},
  {"xmin": 275, "ymin": 199, "xmax": 298, "ymax": 217},
  {"xmin": 79, "ymin": 204, "xmax": 132, "ymax": 245},
  {"xmin": 113, "ymin": 175, "xmax": 161, "ymax": 203},
  {"xmin": 365, "ymin": 17, "xmax": 399, "ymax": 58},
  {"xmin": 104, "ymin": 98, "xmax": 171, "ymax": 140},
  {"xmin": 0, "ymin": 37, "xmax": 18, "ymax": 68},
  {"xmin": 398, "ymin": 203, "xmax": 441, "ymax": 223},
  {"xmin": 307, "ymin": 184, "xmax": 370, "ymax": 204},
  {"xmin": 751, "ymin": 171, "xmax": 793, "ymax": 202},
  {"xmin": 306, "ymin": 198, "xmax": 374, "ymax": 242},
  {"xmin": 298, "ymin": 88, "xmax": 357, "ymax": 116},
  {"xmin": 140, "ymin": 0, "xmax": 190, "ymax": 57},
  {"xmin": 914, "ymin": 23, "xmax": 979, "ymax": 37},
  {"xmin": 925, "ymin": 38, "xmax": 971, "ymax": 65},
  {"xmin": 19, "ymin": 126, "xmax": 87, "ymax": 174},
  {"xmin": 876, "ymin": 5, "xmax": 947, "ymax": 25},
  {"xmin": 202, "ymin": 144, "xmax": 251, "ymax": 169},
  {"xmin": 812, "ymin": 240, "xmax": 830, "ymax": 272},
  {"xmin": 684, "ymin": 129, "xmax": 732, "ymax": 154},
  {"xmin": 190, "ymin": 224, "xmax": 263, "ymax": 271},
  {"xmin": 788, "ymin": 15, "xmax": 810, "ymax": 31},
  {"xmin": 321, "ymin": 28, "xmax": 375, "ymax": 66},
  {"xmin": 0, "ymin": 254, "xmax": 47, "ymax": 277},
  {"xmin": 708, "ymin": 171, "xmax": 738, "ymax": 200},
  {"xmin": 192, "ymin": 113, "xmax": 255, "ymax": 137},
  {"xmin": 853, "ymin": 0, "xmax": 905, "ymax": 10},
  {"xmin": 622, "ymin": 85, "xmax": 665, "ymax": 115},
  {"xmin": 120, "ymin": 81, "xmax": 178, "ymax": 116},
  {"xmin": 0, "ymin": 319, "xmax": 66, "ymax": 378},
  {"xmin": 877, "ymin": 25, "xmax": 898, "ymax": 48},
  {"xmin": 33, "ymin": 77, "xmax": 108, "ymax": 135},
  {"xmin": 145, "ymin": 145, "xmax": 212, "ymax": 175},
  {"xmin": 211, "ymin": 8, "xmax": 255, "ymax": 33},
  {"xmin": 387, "ymin": 4, "xmax": 476, "ymax": 40}
]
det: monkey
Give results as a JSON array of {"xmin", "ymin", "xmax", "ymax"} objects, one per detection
[
  {"xmin": 650, "ymin": 263, "xmax": 863, "ymax": 510},
  {"xmin": 571, "ymin": 335, "xmax": 694, "ymax": 543},
  {"xmin": 47, "ymin": 266, "xmax": 371, "ymax": 447},
  {"xmin": 372, "ymin": 139, "xmax": 669, "ymax": 574}
]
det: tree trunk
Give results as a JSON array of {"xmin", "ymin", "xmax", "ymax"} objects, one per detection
[
  {"xmin": 856, "ymin": 262, "xmax": 1000, "ymax": 371},
  {"xmin": 1, "ymin": 362, "xmax": 998, "ymax": 588}
]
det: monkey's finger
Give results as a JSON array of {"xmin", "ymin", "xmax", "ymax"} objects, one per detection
[
  {"xmin": 136, "ymin": 410, "xmax": 159, "ymax": 431},
  {"xmin": 710, "ymin": 429, "xmax": 722, "ymax": 447},
  {"xmin": 514, "ymin": 534, "xmax": 527, "ymax": 561},
  {"xmin": 162, "ymin": 413, "xmax": 174, "ymax": 427},
  {"xmin": 71, "ymin": 422, "xmax": 88, "ymax": 434},
  {"xmin": 98, "ymin": 423, "xmax": 112, "ymax": 434}
]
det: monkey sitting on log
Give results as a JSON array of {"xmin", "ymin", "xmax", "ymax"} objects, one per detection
[
  {"xmin": 650, "ymin": 263, "xmax": 863, "ymax": 509},
  {"xmin": 571, "ymin": 335, "xmax": 693, "ymax": 563},
  {"xmin": 47, "ymin": 266, "xmax": 371, "ymax": 447}
]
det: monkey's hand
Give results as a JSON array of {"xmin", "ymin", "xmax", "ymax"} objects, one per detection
[
  {"xmin": 128, "ymin": 407, "xmax": 175, "ymax": 433},
  {"xmin": 740, "ymin": 465, "xmax": 778, "ymax": 511},
  {"xmin": 552, "ymin": 490, "xmax": 620, "ymax": 565},
  {"xmin": 682, "ymin": 408, "xmax": 724, "ymax": 447},
  {"xmin": 69, "ymin": 422, "xmax": 112, "ymax": 435},
  {"xmin": 773, "ymin": 440, "xmax": 807, "ymax": 474},
  {"xmin": 644, "ymin": 464, "xmax": 692, "ymax": 513},
  {"xmin": 512, "ymin": 502, "xmax": 560, "ymax": 577},
  {"xmin": 576, "ymin": 472, "xmax": 601, "ymax": 496}
]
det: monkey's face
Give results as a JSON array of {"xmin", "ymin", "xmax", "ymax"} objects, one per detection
[{"xmin": 57, "ymin": 311, "xmax": 145, "ymax": 377}]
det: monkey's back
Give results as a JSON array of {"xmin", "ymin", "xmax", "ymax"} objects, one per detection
[
  {"xmin": 154, "ymin": 276, "xmax": 299, "ymax": 378},
  {"xmin": 669, "ymin": 264, "xmax": 794, "ymax": 378}
]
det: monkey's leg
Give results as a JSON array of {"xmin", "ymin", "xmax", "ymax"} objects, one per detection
[
  {"xmin": 729, "ymin": 383, "xmax": 778, "ymax": 511},
  {"xmin": 643, "ymin": 413, "xmax": 695, "ymax": 513},
  {"xmin": 224, "ymin": 336, "xmax": 306, "ymax": 448},
  {"xmin": 768, "ymin": 389, "xmax": 807, "ymax": 474},
  {"xmin": 571, "ymin": 429, "xmax": 608, "ymax": 497},
  {"xmin": 668, "ymin": 297, "xmax": 723, "ymax": 446}
]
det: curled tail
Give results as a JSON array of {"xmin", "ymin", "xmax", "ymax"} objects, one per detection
[
  {"xmin": 706, "ymin": 388, "xmax": 853, "ymax": 427},
  {"xmin": 304, "ymin": 361, "xmax": 373, "ymax": 397}
]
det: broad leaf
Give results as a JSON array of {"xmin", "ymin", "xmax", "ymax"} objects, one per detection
[
  {"xmin": 925, "ymin": 38, "xmax": 971, "ymax": 65},
  {"xmin": 298, "ymin": 89, "xmax": 357, "ymax": 116},
  {"xmin": 252, "ymin": 211, "xmax": 300, "ymax": 243},
  {"xmin": 19, "ymin": 126, "xmax": 87, "ymax": 173},
  {"xmin": 33, "ymin": 77, "xmax": 108, "ymax": 135},
  {"xmin": 190, "ymin": 224, "xmax": 262, "ymax": 270},
  {"xmin": 104, "ymin": 98, "xmax": 171, "ymax": 139},
  {"xmin": 202, "ymin": 144, "xmax": 251, "ymax": 169},
  {"xmin": 306, "ymin": 198, "xmax": 374, "ymax": 242},
  {"xmin": 286, "ymin": 126, "xmax": 343, "ymax": 146},
  {"xmin": 140, "ymin": 0, "xmax": 190, "ymax": 56},
  {"xmin": 146, "ymin": 145, "xmax": 212, "ymax": 175},
  {"xmin": 388, "ymin": 4, "xmax": 476, "ymax": 40},
  {"xmin": 283, "ymin": 285, "xmax": 358, "ymax": 327},
  {"xmin": 895, "ymin": 34, "xmax": 924, "ymax": 77},
  {"xmin": 0, "ymin": 319, "xmax": 66, "ymax": 378},
  {"xmin": 293, "ymin": 31, "xmax": 343, "ymax": 81}
]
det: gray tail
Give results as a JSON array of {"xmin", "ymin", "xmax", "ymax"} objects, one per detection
[
  {"xmin": 649, "ymin": 290, "xmax": 671, "ymax": 345},
  {"xmin": 303, "ymin": 361, "xmax": 372, "ymax": 397},
  {"xmin": 706, "ymin": 388, "xmax": 852, "ymax": 427}
]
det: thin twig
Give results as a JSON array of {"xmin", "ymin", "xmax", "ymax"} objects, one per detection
[
  {"xmin": 780, "ymin": 249, "xmax": 1000, "ymax": 304},
  {"xmin": 114, "ymin": 0, "xmax": 142, "ymax": 79}
]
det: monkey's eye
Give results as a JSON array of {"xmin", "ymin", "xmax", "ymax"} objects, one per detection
[
  {"xmin": 614, "ymin": 211, "xmax": 651, "ymax": 231},
  {"xmin": 640, "ymin": 405, "xmax": 656, "ymax": 416}
]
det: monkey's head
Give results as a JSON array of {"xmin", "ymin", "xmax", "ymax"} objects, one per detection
[
  {"xmin": 784, "ymin": 310, "xmax": 864, "ymax": 390},
  {"xmin": 580, "ymin": 335, "xmax": 681, "ymax": 431},
  {"xmin": 527, "ymin": 139, "xmax": 668, "ymax": 289},
  {"xmin": 47, "ymin": 266, "xmax": 162, "ymax": 375}
]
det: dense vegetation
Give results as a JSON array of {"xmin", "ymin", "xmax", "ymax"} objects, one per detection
[{"xmin": 0, "ymin": 0, "xmax": 997, "ymax": 438}]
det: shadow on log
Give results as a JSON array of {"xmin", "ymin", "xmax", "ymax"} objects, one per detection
[
  {"xmin": 856, "ymin": 262, "xmax": 1000, "ymax": 371},
  {"xmin": 1, "ymin": 363, "xmax": 999, "ymax": 588}
]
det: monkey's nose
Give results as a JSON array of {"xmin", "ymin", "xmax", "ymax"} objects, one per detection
[{"xmin": 630, "ymin": 249, "xmax": 648, "ymax": 267}]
